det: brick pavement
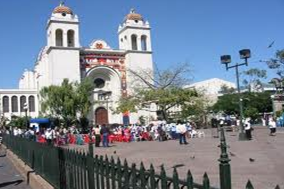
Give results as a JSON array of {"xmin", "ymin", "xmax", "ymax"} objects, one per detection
[
  {"xmin": 69, "ymin": 126, "xmax": 284, "ymax": 189},
  {"xmin": 0, "ymin": 146, "xmax": 31, "ymax": 189}
]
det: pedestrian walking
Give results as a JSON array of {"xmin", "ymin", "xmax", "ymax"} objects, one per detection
[
  {"xmin": 244, "ymin": 118, "xmax": 252, "ymax": 140},
  {"xmin": 100, "ymin": 124, "xmax": 110, "ymax": 147},
  {"xmin": 176, "ymin": 121, "xmax": 188, "ymax": 145},
  {"xmin": 269, "ymin": 117, "xmax": 277, "ymax": 136},
  {"xmin": 94, "ymin": 125, "xmax": 101, "ymax": 147}
]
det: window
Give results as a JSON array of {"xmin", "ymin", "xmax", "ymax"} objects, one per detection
[
  {"xmin": 141, "ymin": 35, "xmax": 147, "ymax": 51},
  {"xmin": 67, "ymin": 30, "xmax": 75, "ymax": 47},
  {"xmin": 20, "ymin": 96, "xmax": 27, "ymax": 112},
  {"xmin": 29, "ymin": 96, "xmax": 35, "ymax": 112},
  {"xmin": 11, "ymin": 96, "xmax": 18, "ymax": 112},
  {"xmin": 94, "ymin": 78, "xmax": 105, "ymax": 88},
  {"xmin": 131, "ymin": 34, "xmax": 138, "ymax": 50},
  {"xmin": 55, "ymin": 29, "xmax": 63, "ymax": 46},
  {"xmin": 2, "ymin": 96, "xmax": 9, "ymax": 113}
]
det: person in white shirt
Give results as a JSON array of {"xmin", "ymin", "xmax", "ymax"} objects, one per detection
[
  {"xmin": 176, "ymin": 121, "xmax": 188, "ymax": 145},
  {"xmin": 244, "ymin": 118, "xmax": 252, "ymax": 140},
  {"xmin": 269, "ymin": 117, "xmax": 277, "ymax": 136},
  {"xmin": 13, "ymin": 127, "xmax": 19, "ymax": 136},
  {"xmin": 45, "ymin": 128, "xmax": 54, "ymax": 145}
]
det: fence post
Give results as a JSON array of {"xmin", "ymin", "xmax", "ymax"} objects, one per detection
[
  {"xmin": 218, "ymin": 128, "xmax": 231, "ymax": 189},
  {"xmin": 87, "ymin": 140, "xmax": 95, "ymax": 189}
]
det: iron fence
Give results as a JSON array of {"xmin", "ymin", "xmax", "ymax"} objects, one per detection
[{"xmin": 2, "ymin": 129, "xmax": 281, "ymax": 189}]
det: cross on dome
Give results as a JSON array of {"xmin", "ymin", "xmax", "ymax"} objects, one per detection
[
  {"xmin": 59, "ymin": 1, "xmax": 65, "ymax": 6},
  {"xmin": 53, "ymin": 1, "xmax": 73, "ymax": 15},
  {"xmin": 125, "ymin": 8, "xmax": 143, "ymax": 21},
  {"xmin": 130, "ymin": 8, "xmax": 135, "ymax": 13}
]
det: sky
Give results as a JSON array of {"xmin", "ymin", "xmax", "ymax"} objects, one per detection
[{"xmin": 0, "ymin": 0, "xmax": 283, "ymax": 89}]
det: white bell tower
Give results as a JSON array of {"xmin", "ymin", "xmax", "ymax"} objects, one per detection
[
  {"xmin": 118, "ymin": 9, "xmax": 154, "ymax": 91},
  {"xmin": 46, "ymin": 2, "xmax": 81, "ymax": 86}
]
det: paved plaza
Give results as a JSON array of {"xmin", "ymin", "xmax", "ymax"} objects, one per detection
[{"xmin": 69, "ymin": 126, "xmax": 284, "ymax": 188}]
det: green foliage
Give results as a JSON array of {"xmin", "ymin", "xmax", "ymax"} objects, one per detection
[
  {"xmin": 266, "ymin": 49, "xmax": 284, "ymax": 78},
  {"xmin": 212, "ymin": 92, "xmax": 272, "ymax": 116},
  {"xmin": 115, "ymin": 96, "xmax": 140, "ymax": 114},
  {"xmin": 244, "ymin": 107, "xmax": 259, "ymax": 120},
  {"xmin": 242, "ymin": 68, "xmax": 267, "ymax": 92},
  {"xmin": 116, "ymin": 88, "xmax": 198, "ymax": 121},
  {"xmin": 74, "ymin": 78, "xmax": 94, "ymax": 118},
  {"xmin": 8, "ymin": 116, "xmax": 30, "ymax": 129},
  {"xmin": 40, "ymin": 78, "xmax": 94, "ymax": 127},
  {"xmin": 275, "ymin": 110, "xmax": 283, "ymax": 118},
  {"xmin": 219, "ymin": 84, "xmax": 235, "ymax": 94},
  {"xmin": 212, "ymin": 93, "xmax": 239, "ymax": 114}
]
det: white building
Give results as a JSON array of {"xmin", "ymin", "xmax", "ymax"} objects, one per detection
[
  {"xmin": 0, "ymin": 3, "xmax": 156, "ymax": 125},
  {"xmin": 184, "ymin": 78, "xmax": 236, "ymax": 105}
]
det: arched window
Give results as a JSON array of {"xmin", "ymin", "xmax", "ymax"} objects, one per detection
[
  {"xmin": 141, "ymin": 35, "xmax": 147, "ymax": 51},
  {"xmin": 2, "ymin": 96, "xmax": 9, "ymax": 113},
  {"xmin": 67, "ymin": 30, "xmax": 75, "ymax": 47},
  {"xmin": 11, "ymin": 96, "xmax": 18, "ymax": 112},
  {"xmin": 20, "ymin": 96, "xmax": 27, "ymax": 112},
  {"xmin": 55, "ymin": 29, "xmax": 63, "ymax": 46},
  {"xmin": 28, "ymin": 96, "xmax": 35, "ymax": 112},
  {"xmin": 131, "ymin": 34, "xmax": 138, "ymax": 50}
]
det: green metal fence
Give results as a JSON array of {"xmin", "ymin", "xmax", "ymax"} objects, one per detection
[
  {"xmin": 3, "ymin": 135, "xmax": 61, "ymax": 188},
  {"xmin": 2, "ymin": 129, "xmax": 281, "ymax": 189}
]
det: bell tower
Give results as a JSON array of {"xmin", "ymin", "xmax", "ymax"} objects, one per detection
[
  {"xmin": 46, "ymin": 2, "xmax": 81, "ymax": 85},
  {"xmin": 118, "ymin": 9, "xmax": 154, "ymax": 91}
]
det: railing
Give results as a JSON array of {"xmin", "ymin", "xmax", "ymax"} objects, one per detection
[
  {"xmin": 3, "ymin": 135, "xmax": 61, "ymax": 188},
  {"xmin": 2, "ymin": 129, "xmax": 281, "ymax": 189}
]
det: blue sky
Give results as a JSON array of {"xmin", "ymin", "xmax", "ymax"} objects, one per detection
[{"xmin": 0, "ymin": 0, "xmax": 283, "ymax": 88}]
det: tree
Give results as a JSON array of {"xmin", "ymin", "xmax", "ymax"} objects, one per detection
[
  {"xmin": 241, "ymin": 68, "xmax": 267, "ymax": 92},
  {"xmin": 116, "ymin": 63, "xmax": 199, "ymax": 121},
  {"xmin": 40, "ymin": 78, "xmax": 94, "ymax": 127},
  {"xmin": 211, "ymin": 93, "xmax": 239, "ymax": 114},
  {"xmin": 74, "ymin": 78, "xmax": 94, "ymax": 131},
  {"xmin": 265, "ymin": 49, "xmax": 284, "ymax": 78},
  {"xmin": 219, "ymin": 84, "xmax": 235, "ymax": 94},
  {"xmin": 244, "ymin": 107, "xmax": 259, "ymax": 120},
  {"xmin": 41, "ymin": 79, "xmax": 76, "ymax": 127},
  {"xmin": 8, "ymin": 115, "xmax": 31, "ymax": 129},
  {"xmin": 212, "ymin": 92, "xmax": 272, "ymax": 116},
  {"xmin": 181, "ymin": 95, "xmax": 211, "ymax": 126}
]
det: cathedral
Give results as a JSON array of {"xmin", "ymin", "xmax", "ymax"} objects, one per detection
[{"xmin": 0, "ymin": 3, "xmax": 156, "ymax": 125}]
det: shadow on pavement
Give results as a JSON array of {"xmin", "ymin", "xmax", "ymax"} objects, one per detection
[{"xmin": 0, "ymin": 180, "xmax": 23, "ymax": 188}]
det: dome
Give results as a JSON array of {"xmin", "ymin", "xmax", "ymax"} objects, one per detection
[
  {"xmin": 125, "ymin": 9, "xmax": 143, "ymax": 21},
  {"xmin": 53, "ymin": 3, "xmax": 73, "ymax": 15}
]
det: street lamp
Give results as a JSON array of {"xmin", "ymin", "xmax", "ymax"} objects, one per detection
[
  {"xmin": 23, "ymin": 102, "xmax": 29, "ymax": 130},
  {"xmin": 220, "ymin": 49, "xmax": 251, "ymax": 141}
]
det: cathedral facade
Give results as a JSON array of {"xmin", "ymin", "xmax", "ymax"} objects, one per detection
[{"xmin": 0, "ymin": 3, "xmax": 156, "ymax": 125}]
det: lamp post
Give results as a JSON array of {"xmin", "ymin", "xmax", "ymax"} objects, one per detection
[
  {"xmin": 220, "ymin": 49, "xmax": 251, "ymax": 141},
  {"xmin": 23, "ymin": 102, "xmax": 29, "ymax": 130}
]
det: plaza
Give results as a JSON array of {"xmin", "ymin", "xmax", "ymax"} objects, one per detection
[
  {"xmin": 0, "ymin": 1, "xmax": 284, "ymax": 189},
  {"xmin": 67, "ymin": 127, "xmax": 284, "ymax": 188}
]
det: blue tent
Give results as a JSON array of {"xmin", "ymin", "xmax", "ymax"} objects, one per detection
[{"xmin": 30, "ymin": 118, "xmax": 50, "ymax": 124}]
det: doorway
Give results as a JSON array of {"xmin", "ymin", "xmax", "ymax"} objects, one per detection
[{"xmin": 95, "ymin": 107, "xmax": 108, "ymax": 125}]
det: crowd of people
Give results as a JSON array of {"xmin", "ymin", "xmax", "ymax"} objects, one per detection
[
  {"xmin": 1, "ymin": 115, "xmax": 280, "ymax": 146},
  {"xmin": 1, "ymin": 120, "xmax": 205, "ymax": 147}
]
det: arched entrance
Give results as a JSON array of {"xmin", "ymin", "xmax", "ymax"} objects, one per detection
[{"xmin": 95, "ymin": 107, "xmax": 108, "ymax": 125}]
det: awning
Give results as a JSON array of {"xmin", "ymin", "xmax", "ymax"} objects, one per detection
[{"xmin": 29, "ymin": 118, "xmax": 50, "ymax": 124}]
